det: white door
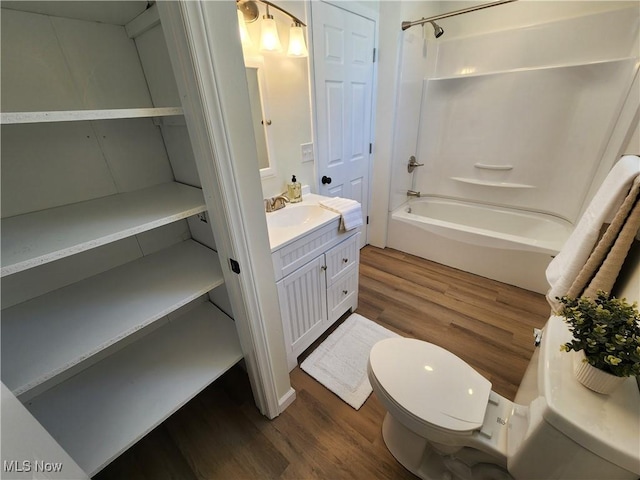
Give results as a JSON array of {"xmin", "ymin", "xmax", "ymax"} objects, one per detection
[{"xmin": 312, "ymin": 1, "xmax": 375, "ymax": 248}]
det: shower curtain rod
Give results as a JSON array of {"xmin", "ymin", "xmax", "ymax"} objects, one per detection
[{"xmin": 401, "ymin": 0, "xmax": 517, "ymax": 31}]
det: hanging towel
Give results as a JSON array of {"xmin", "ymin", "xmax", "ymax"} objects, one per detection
[
  {"xmin": 319, "ymin": 197, "xmax": 363, "ymax": 231},
  {"xmin": 546, "ymin": 155, "xmax": 640, "ymax": 308},
  {"xmin": 566, "ymin": 177, "xmax": 640, "ymax": 301}
]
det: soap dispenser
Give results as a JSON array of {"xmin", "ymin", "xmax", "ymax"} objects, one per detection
[{"xmin": 287, "ymin": 175, "xmax": 302, "ymax": 203}]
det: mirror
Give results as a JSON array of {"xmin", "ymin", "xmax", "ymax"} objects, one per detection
[
  {"xmin": 237, "ymin": 8, "xmax": 313, "ymax": 199},
  {"xmin": 244, "ymin": 57, "xmax": 276, "ymax": 178}
]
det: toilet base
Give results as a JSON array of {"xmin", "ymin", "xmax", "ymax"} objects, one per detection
[{"xmin": 381, "ymin": 413, "xmax": 513, "ymax": 480}]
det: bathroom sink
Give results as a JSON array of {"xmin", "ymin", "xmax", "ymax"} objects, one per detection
[
  {"xmin": 267, "ymin": 205, "xmax": 326, "ymax": 229},
  {"xmin": 265, "ymin": 196, "xmax": 340, "ymax": 251}
]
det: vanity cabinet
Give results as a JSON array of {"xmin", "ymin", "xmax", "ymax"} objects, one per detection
[
  {"xmin": 0, "ymin": 3, "xmax": 246, "ymax": 476},
  {"xmin": 273, "ymin": 220, "xmax": 360, "ymax": 370}
]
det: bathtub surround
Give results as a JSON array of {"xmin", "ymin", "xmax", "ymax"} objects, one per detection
[
  {"xmin": 413, "ymin": 56, "xmax": 636, "ymax": 222},
  {"xmin": 382, "ymin": 4, "xmax": 640, "ymax": 292},
  {"xmin": 300, "ymin": 313, "xmax": 400, "ymax": 410},
  {"xmin": 547, "ymin": 155, "xmax": 640, "ymax": 307}
]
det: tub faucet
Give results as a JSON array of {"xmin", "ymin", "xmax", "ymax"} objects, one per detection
[
  {"xmin": 265, "ymin": 194, "xmax": 289, "ymax": 212},
  {"xmin": 407, "ymin": 190, "xmax": 421, "ymax": 198},
  {"xmin": 407, "ymin": 156, "xmax": 425, "ymax": 173}
]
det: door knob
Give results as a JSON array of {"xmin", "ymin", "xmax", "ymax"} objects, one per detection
[{"xmin": 321, "ymin": 175, "xmax": 332, "ymax": 185}]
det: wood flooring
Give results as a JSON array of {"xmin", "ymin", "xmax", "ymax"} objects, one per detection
[{"xmin": 95, "ymin": 246, "xmax": 551, "ymax": 480}]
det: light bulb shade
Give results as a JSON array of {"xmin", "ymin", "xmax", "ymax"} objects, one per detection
[
  {"xmin": 260, "ymin": 17, "xmax": 282, "ymax": 52},
  {"xmin": 287, "ymin": 25, "xmax": 308, "ymax": 57},
  {"xmin": 237, "ymin": 10, "xmax": 253, "ymax": 48}
]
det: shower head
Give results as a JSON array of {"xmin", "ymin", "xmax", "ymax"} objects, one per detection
[{"xmin": 429, "ymin": 21, "xmax": 444, "ymax": 38}]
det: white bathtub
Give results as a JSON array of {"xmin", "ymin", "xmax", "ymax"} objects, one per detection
[
  {"xmin": 387, "ymin": 197, "xmax": 574, "ymax": 293},
  {"xmin": 394, "ymin": 197, "xmax": 573, "ymax": 255}
]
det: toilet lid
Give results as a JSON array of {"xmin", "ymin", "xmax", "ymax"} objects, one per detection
[{"xmin": 369, "ymin": 338, "xmax": 492, "ymax": 432}]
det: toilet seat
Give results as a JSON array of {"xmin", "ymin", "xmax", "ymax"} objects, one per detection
[{"xmin": 369, "ymin": 338, "xmax": 492, "ymax": 433}]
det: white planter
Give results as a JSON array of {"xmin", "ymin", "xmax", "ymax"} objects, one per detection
[{"xmin": 573, "ymin": 351, "xmax": 626, "ymax": 394}]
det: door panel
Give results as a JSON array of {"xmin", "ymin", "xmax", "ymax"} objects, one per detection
[{"xmin": 312, "ymin": 1, "xmax": 375, "ymax": 247}]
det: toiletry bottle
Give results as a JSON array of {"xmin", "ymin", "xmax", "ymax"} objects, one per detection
[{"xmin": 288, "ymin": 175, "xmax": 302, "ymax": 203}]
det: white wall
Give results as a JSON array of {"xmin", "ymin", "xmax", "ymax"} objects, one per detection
[{"xmin": 628, "ymin": 122, "xmax": 640, "ymax": 155}]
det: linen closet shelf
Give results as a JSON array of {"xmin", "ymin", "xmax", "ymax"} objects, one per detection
[
  {"xmin": 0, "ymin": 3, "xmax": 245, "ymax": 476},
  {"xmin": 0, "ymin": 106, "xmax": 184, "ymax": 124},
  {"xmin": 1, "ymin": 181, "xmax": 207, "ymax": 277},
  {"xmin": 2, "ymin": 240, "xmax": 224, "ymax": 400}
]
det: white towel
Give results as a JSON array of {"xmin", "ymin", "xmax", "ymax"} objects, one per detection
[
  {"xmin": 546, "ymin": 155, "xmax": 640, "ymax": 304},
  {"xmin": 319, "ymin": 197, "xmax": 363, "ymax": 231}
]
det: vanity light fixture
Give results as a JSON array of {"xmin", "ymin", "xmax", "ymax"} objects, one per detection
[
  {"xmin": 260, "ymin": 6, "xmax": 282, "ymax": 52},
  {"xmin": 287, "ymin": 21, "xmax": 308, "ymax": 57},
  {"xmin": 237, "ymin": 0, "xmax": 308, "ymax": 58}
]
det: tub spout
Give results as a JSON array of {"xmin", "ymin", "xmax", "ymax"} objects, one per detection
[{"xmin": 407, "ymin": 190, "xmax": 421, "ymax": 198}]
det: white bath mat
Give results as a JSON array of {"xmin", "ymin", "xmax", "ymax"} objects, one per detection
[{"xmin": 300, "ymin": 313, "xmax": 400, "ymax": 410}]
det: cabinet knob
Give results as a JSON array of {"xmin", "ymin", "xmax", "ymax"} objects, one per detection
[
  {"xmin": 342, "ymin": 290, "xmax": 348, "ymax": 295},
  {"xmin": 321, "ymin": 265, "xmax": 327, "ymax": 271},
  {"xmin": 342, "ymin": 258, "xmax": 348, "ymax": 263}
]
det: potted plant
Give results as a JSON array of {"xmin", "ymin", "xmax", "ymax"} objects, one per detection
[{"xmin": 558, "ymin": 291, "xmax": 640, "ymax": 394}]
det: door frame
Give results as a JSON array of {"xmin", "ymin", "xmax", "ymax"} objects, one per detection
[
  {"xmin": 308, "ymin": 0, "xmax": 379, "ymax": 246},
  {"xmin": 158, "ymin": 1, "xmax": 294, "ymax": 419}
]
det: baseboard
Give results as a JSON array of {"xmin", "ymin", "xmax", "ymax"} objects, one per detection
[{"xmin": 278, "ymin": 387, "xmax": 297, "ymax": 414}]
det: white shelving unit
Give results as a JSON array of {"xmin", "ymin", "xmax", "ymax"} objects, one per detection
[
  {"xmin": 1, "ymin": 182, "xmax": 206, "ymax": 277},
  {"xmin": 0, "ymin": 106, "xmax": 183, "ymax": 124},
  {"xmin": 1, "ymin": 3, "xmax": 245, "ymax": 475},
  {"xmin": 25, "ymin": 301, "xmax": 243, "ymax": 476},
  {"xmin": 2, "ymin": 240, "xmax": 224, "ymax": 399}
]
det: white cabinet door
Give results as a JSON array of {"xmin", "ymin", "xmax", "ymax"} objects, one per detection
[{"xmin": 277, "ymin": 255, "xmax": 327, "ymax": 370}]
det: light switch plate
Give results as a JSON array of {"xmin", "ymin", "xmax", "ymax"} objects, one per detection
[{"xmin": 301, "ymin": 142, "xmax": 314, "ymax": 163}]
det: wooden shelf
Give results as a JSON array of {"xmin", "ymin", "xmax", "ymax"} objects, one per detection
[
  {"xmin": 2, "ymin": 240, "xmax": 224, "ymax": 399},
  {"xmin": 0, "ymin": 107, "xmax": 184, "ymax": 124},
  {"xmin": 1, "ymin": 182, "xmax": 206, "ymax": 277},
  {"xmin": 24, "ymin": 301, "xmax": 243, "ymax": 477}
]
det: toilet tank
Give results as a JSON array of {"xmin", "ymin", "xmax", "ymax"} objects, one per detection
[{"xmin": 507, "ymin": 315, "xmax": 640, "ymax": 480}]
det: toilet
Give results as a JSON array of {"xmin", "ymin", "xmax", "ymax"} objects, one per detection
[{"xmin": 368, "ymin": 315, "xmax": 640, "ymax": 480}]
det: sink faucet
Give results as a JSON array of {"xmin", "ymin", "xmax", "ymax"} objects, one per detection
[
  {"xmin": 265, "ymin": 194, "xmax": 289, "ymax": 212},
  {"xmin": 407, "ymin": 190, "xmax": 421, "ymax": 198}
]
